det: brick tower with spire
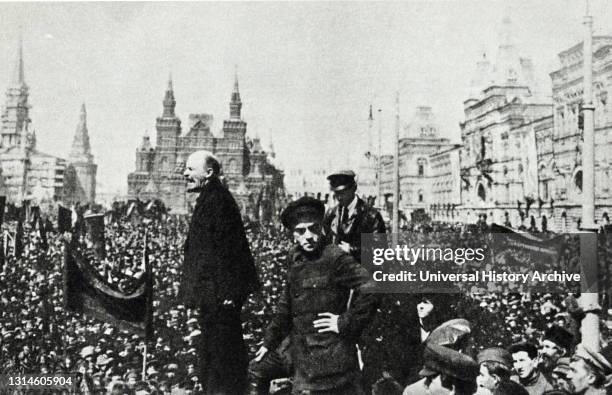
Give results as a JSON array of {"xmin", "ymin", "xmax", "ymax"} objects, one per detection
[
  {"xmin": 127, "ymin": 69, "xmax": 285, "ymax": 217},
  {"xmin": 67, "ymin": 104, "xmax": 97, "ymax": 203},
  {"xmin": 1, "ymin": 31, "xmax": 30, "ymax": 149}
]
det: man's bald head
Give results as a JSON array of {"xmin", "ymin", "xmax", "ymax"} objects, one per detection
[{"xmin": 184, "ymin": 150, "xmax": 220, "ymax": 192}]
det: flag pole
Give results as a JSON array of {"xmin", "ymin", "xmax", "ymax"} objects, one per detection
[
  {"xmin": 580, "ymin": 0, "xmax": 600, "ymax": 352},
  {"xmin": 392, "ymin": 92, "xmax": 400, "ymax": 246},
  {"xmin": 377, "ymin": 108, "xmax": 383, "ymax": 210}
]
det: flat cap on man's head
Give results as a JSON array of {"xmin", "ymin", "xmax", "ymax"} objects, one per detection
[
  {"xmin": 419, "ymin": 343, "xmax": 478, "ymax": 382},
  {"xmin": 553, "ymin": 357, "xmax": 571, "ymax": 376},
  {"xmin": 426, "ymin": 318, "xmax": 471, "ymax": 349},
  {"xmin": 543, "ymin": 325, "xmax": 573, "ymax": 351},
  {"xmin": 281, "ymin": 196, "xmax": 325, "ymax": 229},
  {"xmin": 477, "ymin": 347, "xmax": 513, "ymax": 370},
  {"xmin": 327, "ymin": 169, "xmax": 356, "ymax": 191},
  {"xmin": 573, "ymin": 344, "xmax": 612, "ymax": 376}
]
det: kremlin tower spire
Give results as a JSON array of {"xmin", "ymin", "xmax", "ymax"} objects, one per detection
[
  {"xmin": 70, "ymin": 103, "xmax": 93, "ymax": 161},
  {"xmin": 12, "ymin": 30, "xmax": 26, "ymax": 88},
  {"xmin": 162, "ymin": 73, "xmax": 176, "ymax": 118},
  {"xmin": 68, "ymin": 103, "xmax": 97, "ymax": 204},
  {"xmin": 1, "ymin": 30, "xmax": 31, "ymax": 148},
  {"xmin": 230, "ymin": 67, "xmax": 242, "ymax": 120}
]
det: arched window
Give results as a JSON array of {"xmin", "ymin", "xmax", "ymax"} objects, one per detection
[
  {"xmin": 574, "ymin": 170, "xmax": 583, "ymax": 192},
  {"xmin": 477, "ymin": 184, "xmax": 486, "ymax": 202},
  {"xmin": 418, "ymin": 190, "xmax": 424, "ymax": 203}
]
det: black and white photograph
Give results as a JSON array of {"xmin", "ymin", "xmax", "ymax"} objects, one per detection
[{"xmin": 0, "ymin": 1, "xmax": 612, "ymax": 394}]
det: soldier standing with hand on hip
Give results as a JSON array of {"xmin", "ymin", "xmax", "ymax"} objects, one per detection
[{"xmin": 252, "ymin": 196, "xmax": 376, "ymax": 394}]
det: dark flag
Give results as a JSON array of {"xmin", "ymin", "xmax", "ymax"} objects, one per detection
[
  {"xmin": 84, "ymin": 213, "xmax": 106, "ymax": 260},
  {"xmin": 30, "ymin": 205, "xmax": 41, "ymax": 228},
  {"xmin": 63, "ymin": 232, "xmax": 153, "ymax": 339},
  {"xmin": 14, "ymin": 217, "xmax": 24, "ymax": 258},
  {"xmin": 0, "ymin": 196, "xmax": 5, "ymax": 225},
  {"xmin": 58, "ymin": 205, "xmax": 73, "ymax": 234},
  {"xmin": 20, "ymin": 200, "xmax": 29, "ymax": 223},
  {"xmin": 490, "ymin": 223, "xmax": 566, "ymax": 268}
]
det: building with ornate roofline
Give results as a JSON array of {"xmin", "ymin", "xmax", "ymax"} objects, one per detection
[
  {"xmin": 127, "ymin": 72, "xmax": 284, "ymax": 219},
  {"xmin": 0, "ymin": 33, "xmax": 97, "ymax": 206}
]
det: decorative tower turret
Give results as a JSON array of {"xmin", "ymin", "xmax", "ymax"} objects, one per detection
[
  {"xmin": 1, "ymin": 32, "xmax": 31, "ymax": 149},
  {"xmin": 67, "ymin": 103, "xmax": 97, "ymax": 203},
  {"xmin": 223, "ymin": 69, "xmax": 248, "ymax": 180},
  {"xmin": 229, "ymin": 71, "xmax": 242, "ymax": 120},
  {"xmin": 155, "ymin": 74, "xmax": 181, "ymax": 172}
]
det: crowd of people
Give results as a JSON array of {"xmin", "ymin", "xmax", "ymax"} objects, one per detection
[{"xmin": 0, "ymin": 207, "xmax": 610, "ymax": 394}]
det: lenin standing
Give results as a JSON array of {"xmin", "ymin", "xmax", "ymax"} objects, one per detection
[{"xmin": 180, "ymin": 150, "xmax": 260, "ymax": 394}]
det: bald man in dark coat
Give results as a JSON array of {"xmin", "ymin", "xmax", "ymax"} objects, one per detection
[{"xmin": 180, "ymin": 150, "xmax": 260, "ymax": 394}]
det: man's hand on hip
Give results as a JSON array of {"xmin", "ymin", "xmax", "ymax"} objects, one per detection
[
  {"xmin": 338, "ymin": 242, "xmax": 351, "ymax": 253},
  {"xmin": 254, "ymin": 346, "xmax": 268, "ymax": 362}
]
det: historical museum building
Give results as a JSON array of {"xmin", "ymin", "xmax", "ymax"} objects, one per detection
[
  {"xmin": 127, "ymin": 74, "xmax": 284, "ymax": 219},
  {"xmin": 0, "ymin": 36, "xmax": 97, "ymax": 206}
]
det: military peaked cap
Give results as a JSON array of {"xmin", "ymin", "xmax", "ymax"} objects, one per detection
[
  {"xmin": 419, "ymin": 343, "xmax": 478, "ymax": 382},
  {"xmin": 327, "ymin": 169, "xmax": 357, "ymax": 191}
]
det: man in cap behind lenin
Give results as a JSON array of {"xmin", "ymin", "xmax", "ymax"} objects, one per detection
[
  {"xmin": 476, "ymin": 347, "xmax": 528, "ymax": 395},
  {"xmin": 404, "ymin": 343, "xmax": 478, "ymax": 395},
  {"xmin": 252, "ymin": 196, "xmax": 376, "ymax": 394},
  {"xmin": 323, "ymin": 170, "xmax": 385, "ymax": 261},
  {"xmin": 566, "ymin": 344, "xmax": 612, "ymax": 395},
  {"xmin": 180, "ymin": 150, "xmax": 260, "ymax": 394}
]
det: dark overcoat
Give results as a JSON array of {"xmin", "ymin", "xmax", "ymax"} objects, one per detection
[{"xmin": 180, "ymin": 177, "xmax": 260, "ymax": 309}]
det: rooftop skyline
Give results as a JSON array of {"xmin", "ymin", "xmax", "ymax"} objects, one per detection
[{"xmin": 0, "ymin": 1, "xmax": 610, "ymax": 195}]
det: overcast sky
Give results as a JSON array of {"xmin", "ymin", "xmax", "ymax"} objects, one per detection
[{"xmin": 0, "ymin": 1, "xmax": 610, "ymax": 195}]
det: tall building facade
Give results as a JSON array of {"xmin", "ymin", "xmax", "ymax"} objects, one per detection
[
  {"xmin": 379, "ymin": 106, "xmax": 461, "ymax": 221},
  {"xmin": 0, "ymin": 35, "xmax": 96, "ymax": 205},
  {"xmin": 544, "ymin": 36, "xmax": 612, "ymax": 231},
  {"xmin": 127, "ymin": 74, "xmax": 285, "ymax": 219},
  {"xmin": 458, "ymin": 15, "xmax": 553, "ymax": 227}
]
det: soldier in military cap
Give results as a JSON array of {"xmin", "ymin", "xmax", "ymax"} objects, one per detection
[
  {"xmin": 476, "ymin": 347, "xmax": 528, "ymax": 395},
  {"xmin": 250, "ymin": 196, "xmax": 376, "ymax": 394},
  {"xmin": 566, "ymin": 344, "xmax": 612, "ymax": 395},
  {"xmin": 403, "ymin": 343, "xmax": 478, "ymax": 395},
  {"xmin": 323, "ymin": 169, "xmax": 386, "ymax": 261}
]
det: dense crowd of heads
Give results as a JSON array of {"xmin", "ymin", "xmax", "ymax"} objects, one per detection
[{"xmin": 0, "ymin": 215, "xmax": 610, "ymax": 394}]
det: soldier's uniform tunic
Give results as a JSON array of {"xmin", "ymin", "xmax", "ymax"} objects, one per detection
[{"xmin": 261, "ymin": 243, "xmax": 376, "ymax": 394}]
